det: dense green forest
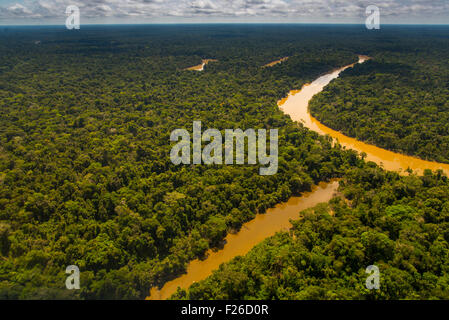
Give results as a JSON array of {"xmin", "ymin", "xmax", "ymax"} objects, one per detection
[
  {"xmin": 174, "ymin": 166, "xmax": 449, "ymax": 299},
  {"xmin": 1, "ymin": 25, "xmax": 448, "ymax": 299},
  {"xmin": 309, "ymin": 35, "xmax": 449, "ymax": 163},
  {"xmin": 0, "ymin": 25, "xmax": 364, "ymax": 299}
]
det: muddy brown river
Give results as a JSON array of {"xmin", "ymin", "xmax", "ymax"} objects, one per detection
[
  {"xmin": 147, "ymin": 181, "xmax": 339, "ymax": 300},
  {"xmin": 148, "ymin": 55, "xmax": 449, "ymax": 300},
  {"xmin": 279, "ymin": 56, "xmax": 449, "ymax": 176}
]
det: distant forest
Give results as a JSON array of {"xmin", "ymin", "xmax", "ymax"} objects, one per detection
[{"xmin": 0, "ymin": 25, "xmax": 448, "ymax": 299}]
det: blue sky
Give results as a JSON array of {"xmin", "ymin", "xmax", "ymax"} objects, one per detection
[{"xmin": 0, "ymin": 0, "xmax": 448, "ymax": 25}]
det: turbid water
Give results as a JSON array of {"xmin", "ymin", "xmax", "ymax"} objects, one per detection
[
  {"xmin": 278, "ymin": 55, "xmax": 449, "ymax": 176},
  {"xmin": 263, "ymin": 57, "xmax": 289, "ymax": 67},
  {"xmin": 147, "ymin": 181, "xmax": 339, "ymax": 300},
  {"xmin": 186, "ymin": 59, "xmax": 218, "ymax": 71},
  {"xmin": 148, "ymin": 55, "xmax": 449, "ymax": 300}
]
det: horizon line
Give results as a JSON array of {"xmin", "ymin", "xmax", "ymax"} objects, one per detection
[{"xmin": 1, "ymin": 22, "xmax": 449, "ymax": 27}]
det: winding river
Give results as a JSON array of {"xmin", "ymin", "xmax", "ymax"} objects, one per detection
[
  {"xmin": 279, "ymin": 55, "xmax": 449, "ymax": 176},
  {"xmin": 148, "ymin": 55, "xmax": 449, "ymax": 300}
]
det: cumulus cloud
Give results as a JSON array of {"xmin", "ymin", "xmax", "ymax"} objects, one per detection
[{"xmin": 0, "ymin": 0, "xmax": 448, "ymax": 22}]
